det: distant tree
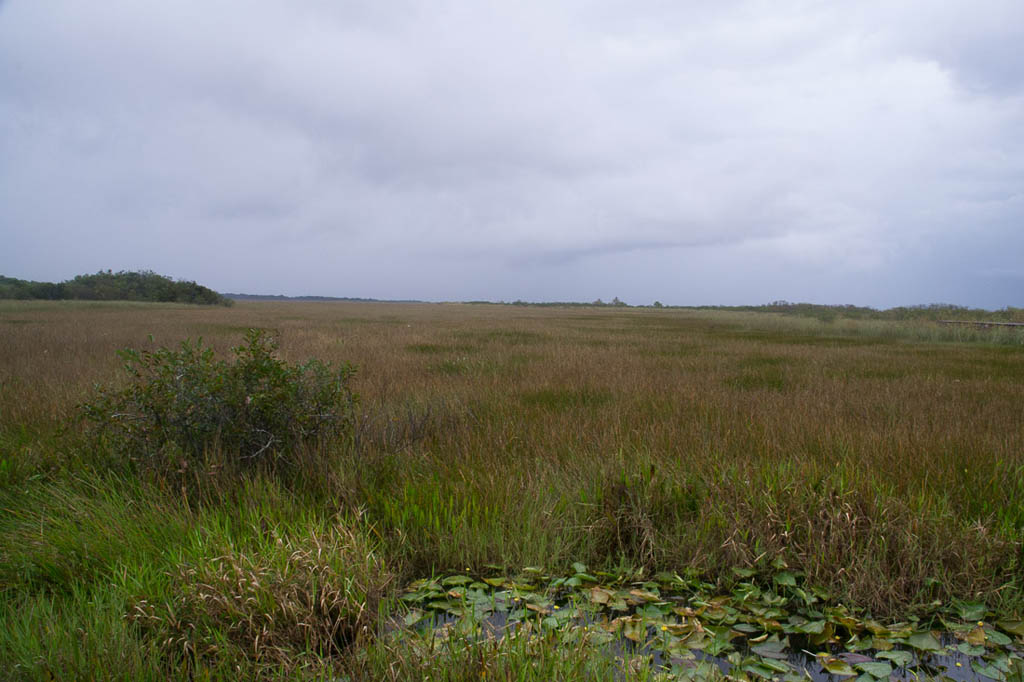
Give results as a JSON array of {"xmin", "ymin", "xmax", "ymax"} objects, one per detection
[
  {"xmin": 652, "ymin": 301, "xmax": 663, "ymax": 308},
  {"xmin": 0, "ymin": 271, "xmax": 232, "ymax": 305}
]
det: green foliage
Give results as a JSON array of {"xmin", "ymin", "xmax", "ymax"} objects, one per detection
[
  {"xmin": 0, "ymin": 270, "xmax": 232, "ymax": 305},
  {"xmin": 81, "ymin": 329, "xmax": 357, "ymax": 472}
]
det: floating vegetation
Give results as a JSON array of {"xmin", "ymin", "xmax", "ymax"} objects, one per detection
[{"xmin": 396, "ymin": 564, "xmax": 1024, "ymax": 681}]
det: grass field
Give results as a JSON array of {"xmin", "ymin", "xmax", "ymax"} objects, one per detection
[{"xmin": 1, "ymin": 300, "xmax": 1022, "ymax": 680}]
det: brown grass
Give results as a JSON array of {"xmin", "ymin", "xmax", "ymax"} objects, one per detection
[{"xmin": 2, "ymin": 300, "xmax": 1022, "ymax": 616}]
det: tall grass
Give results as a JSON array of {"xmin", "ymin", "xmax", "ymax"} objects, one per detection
[{"xmin": 1, "ymin": 300, "xmax": 1022, "ymax": 679}]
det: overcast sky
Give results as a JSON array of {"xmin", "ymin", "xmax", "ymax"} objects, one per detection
[{"xmin": 2, "ymin": 1, "xmax": 1022, "ymax": 307}]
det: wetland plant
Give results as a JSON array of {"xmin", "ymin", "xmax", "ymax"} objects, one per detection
[{"xmin": 80, "ymin": 329, "xmax": 357, "ymax": 475}]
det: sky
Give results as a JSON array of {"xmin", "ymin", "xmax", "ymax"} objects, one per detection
[{"xmin": 1, "ymin": 1, "xmax": 1022, "ymax": 308}]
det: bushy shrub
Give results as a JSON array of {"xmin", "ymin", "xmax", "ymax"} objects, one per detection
[{"xmin": 81, "ymin": 329, "xmax": 357, "ymax": 472}]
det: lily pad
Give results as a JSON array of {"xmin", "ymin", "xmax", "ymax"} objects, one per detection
[
  {"xmin": 987, "ymin": 629, "xmax": 1013, "ymax": 647},
  {"xmin": 905, "ymin": 630, "xmax": 943, "ymax": 652},
  {"xmin": 971, "ymin": 661, "xmax": 1006, "ymax": 681},
  {"xmin": 956, "ymin": 642, "xmax": 985, "ymax": 657},
  {"xmin": 875, "ymin": 650, "xmax": 913, "ymax": 667},
  {"xmin": 820, "ymin": 657, "xmax": 857, "ymax": 676},
  {"xmin": 774, "ymin": 571, "xmax": 797, "ymax": 587},
  {"xmin": 743, "ymin": 661, "xmax": 781, "ymax": 679},
  {"xmin": 442, "ymin": 575, "xmax": 474, "ymax": 587},
  {"xmin": 854, "ymin": 661, "xmax": 893, "ymax": 679},
  {"xmin": 403, "ymin": 609, "xmax": 426, "ymax": 627},
  {"xmin": 996, "ymin": 620, "xmax": 1024, "ymax": 638},
  {"xmin": 953, "ymin": 600, "xmax": 988, "ymax": 622},
  {"xmin": 966, "ymin": 626, "xmax": 988, "ymax": 646},
  {"xmin": 751, "ymin": 637, "xmax": 789, "ymax": 660}
]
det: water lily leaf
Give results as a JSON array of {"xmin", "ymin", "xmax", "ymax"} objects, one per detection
[
  {"xmin": 403, "ymin": 609, "xmax": 426, "ymax": 627},
  {"xmin": 966, "ymin": 626, "xmax": 988, "ymax": 646},
  {"xmin": 525, "ymin": 603, "xmax": 551, "ymax": 616},
  {"xmin": 751, "ymin": 637, "xmax": 788, "ymax": 660},
  {"xmin": 808, "ymin": 625, "xmax": 835, "ymax": 647},
  {"xmin": 820, "ymin": 657, "xmax": 857, "ymax": 676},
  {"xmin": 681, "ymin": 630, "xmax": 709, "ymax": 651},
  {"xmin": 733, "ymin": 567, "xmax": 756, "ymax": 578},
  {"xmin": 623, "ymin": 618, "xmax": 647, "ymax": 643},
  {"xmin": 996, "ymin": 620, "xmax": 1024, "ymax": 638},
  {"xmin": 588, "ymin": 587, "xmax": 612, "ymax": 605},
  {"xmin": 703, "ymin": 606, "xmax": 730, "ymax": 621},
  {"xmin": 989, "ymin": 653, "xmax": 1012, "ymax": 673},
  {"xmin": 705, "ymin": 633, "xmax": 735, "ymax": 656},
  {"xmin": 609, "ymin": 596, "xmax": 629, "ymax": 611},
  {"xmin": 774, "ymin": 571, "xmax": 797, "ymax": 587},
  {"xmin": 855, "ymin": 661, "xmax": 893, "ymax": 678},
  {"xmin": 758, "ymin": 658, "xmax": 793, "ymax": 674},
  {"xmin": 795, "ymin": 619, "xmax": 826, "ymax": 635},
  {"xmin": 958, "ymin": 642, "xmax": 986, "ymax": 656},
  {"xmin": 637, "ymin": 604, "xmax": 668, "ymax": 619},
  {"xmin": 863, "ymin": 620, "xmax": 889, "ymax": 636},
  {"xmin": 792, "ymin": 587, "xmax": 815, "ymax": 606},
  {"xmin": 629, "ymin": 588, "xmax": 661, "ymax": 602},
  {"xmin": 953, "ymin": 600, "xmax": 988, "ymax": 622},
  {"xmin": 574, "ymin": 572, "xmax": 598, "ymax": 583},
  {"xmin": 742, "ymin": 662, "xmax": 779, "ymax": 679},
  {"xmin": 986, "ymin": 628, "xmax": 1012, "ymax": 646},
  {"xmin": 442, "ymin": 575, "xmax": 473, "ymax": 586},
  {"xmin": 848, "ymin": 636, "xmax": 874, "ymax": 652},
  {"xmin": 482, "ymin": 577, "xmax": 506, "ymax": 587},
  {"xmin": 971, "ymin": 661, "xmax": 1006, "ymax": 681},
  {"xmin": 572, "ymin": 562, "xmax": 587, "ymax": 574},
  {"xmin": 603, "ymin": 617, "xmax": 626, "ymax": 634},
  {"xmin": 541, "ymin": 616, "xmax": 559, "ymax": 629},
  {"xmin": 871, "ymin": 636, "xmax": 894, "ymax": 651},
  {"xmin": 875, "ymin": 650, "xmax": 913, "ymax": 667},
  {"xmin": 905, "ymin": 631, "xmax": 943, "ymax": 652},
  {"xmin": 733, "ymin": 623, "xmax": 761, "ymax": 634}
]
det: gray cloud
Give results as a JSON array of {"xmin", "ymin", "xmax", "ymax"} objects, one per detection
[{"xmin": 1, "ymin": 1, "xmax": 1022, "ymax": 307}]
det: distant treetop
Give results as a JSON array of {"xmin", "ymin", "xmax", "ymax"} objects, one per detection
[{"xmin": 0, "ymin": 270, "xmax": 233, "ymax": 306}]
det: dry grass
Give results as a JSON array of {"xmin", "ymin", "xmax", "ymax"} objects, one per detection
[{"xmin": 129, "ymin": 521, "xmax": 392, "ymax": 676}]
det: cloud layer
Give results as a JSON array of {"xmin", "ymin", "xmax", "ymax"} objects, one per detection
[{"xmin": 2, "ymin": 1, "xmax": 1022, "ymax": 306}]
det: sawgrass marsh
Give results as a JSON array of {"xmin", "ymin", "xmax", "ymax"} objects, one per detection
[{"xmin": 1, "ymin": 300, "xmax": 1022, "ymax": 680}]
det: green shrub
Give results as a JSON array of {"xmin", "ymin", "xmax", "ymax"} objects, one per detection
[{"xmin": 81, "ymin": 329, "xmax": 357, "ymax": 472}]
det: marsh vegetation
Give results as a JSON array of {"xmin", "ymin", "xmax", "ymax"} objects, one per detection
[{"xmin": 0, "ymin": 301, "xmax": 1022, "ymax": 680}]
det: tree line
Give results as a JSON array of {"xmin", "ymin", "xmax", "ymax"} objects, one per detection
[{"xmin": 0, "ymin": 270, "xmax": 233, "ymax": 306}]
